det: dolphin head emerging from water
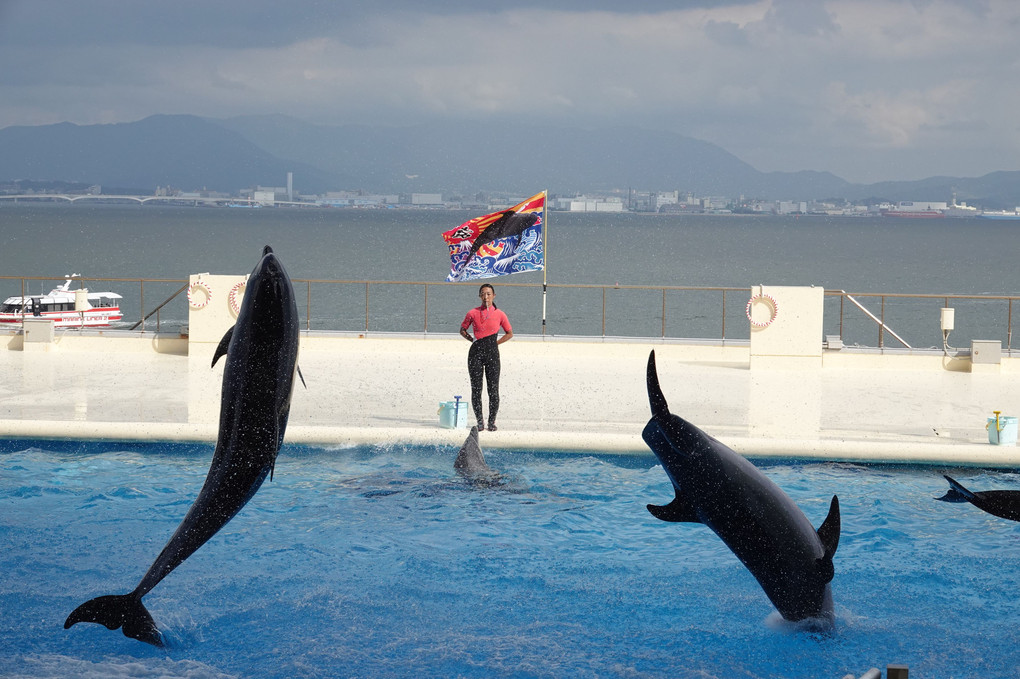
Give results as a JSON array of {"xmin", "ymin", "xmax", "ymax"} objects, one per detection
[
  {"xmin": 65, "ymin": 245, "xmax": 300, "ymax": 646},
  {"xmin": 643, "ymin": 350, "xmax": 840, "ymax": 624},
  {"xmin": 454, "ymin": 426, "xmax": 503, "ymax": 487}
]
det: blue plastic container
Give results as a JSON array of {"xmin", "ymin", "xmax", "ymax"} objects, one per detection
[
  {"xmin": 987, "ymin": 415, "xmax": 1018, "ymax": 445},
  {"xmin": 438, "ymin": 398, "xmax": 469, "ymax": 429}
]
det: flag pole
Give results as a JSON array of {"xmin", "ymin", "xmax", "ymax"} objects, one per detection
[{"xmin": 542, "ymin": 189, "xmax": 548, "ymax": 336}]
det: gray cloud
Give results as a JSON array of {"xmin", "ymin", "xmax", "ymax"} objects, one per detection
[{"xmin": 0, "ymin": 0, "xmax": 1018, "ymax": 183}]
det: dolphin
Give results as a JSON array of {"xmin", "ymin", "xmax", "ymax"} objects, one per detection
[
  {"xmin": 456, "ymin": 209, "xmax": 539, "ymax": 277},
  {"xmin": 65, "ymin": 245, "xmax": 300, "ymax": 646},
  {"xmin": 642, "ymin": 350, "xmax": 840, "ymax": 623},
  {"xmin": 454, "ymin": 426, "xmax": 503, "ymax": 486},
  {"xmin": 469, "ymin": 209, "xmax": 539, "ymax": 257},
  {"xmin": 936, "ymin": 475, "xmax": 1020, "ymax": 522}
]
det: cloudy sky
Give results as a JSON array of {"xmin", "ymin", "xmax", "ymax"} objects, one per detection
[{"xmin": 1, "ymin": 0, "xmax": 1017, "ymax": 184}]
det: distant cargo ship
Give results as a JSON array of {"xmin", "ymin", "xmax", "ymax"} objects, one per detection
[
  {"xmin": 881, "ymin": 209, "xmax": 946, "ymax": 219},
  {"xmin": 880, "ymin": 200, "xmax": 947, "ymax": 218},
  {"xmin": 977, "ymin": 210, "xmax": 1020, "ymax": 220}
]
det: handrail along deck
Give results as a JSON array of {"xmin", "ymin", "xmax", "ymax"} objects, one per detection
[{"xmin": 3, "ymin": 275, "xmax": 1020, "ymax": 349}]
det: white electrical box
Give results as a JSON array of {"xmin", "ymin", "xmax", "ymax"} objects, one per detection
[{"xmin": 941, "ymin": 307, "xmax": 955, "ymax": 331}]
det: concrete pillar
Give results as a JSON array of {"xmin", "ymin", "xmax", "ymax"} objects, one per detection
[
  {"xmin": 747, "ymin": 286, "xmax": 824, "ymax": 438},
  {"xmin": 186, "ymin": 273, "xmax": 248, "ymax": 425},
  {"xmin": 748, "ymin": 285, "xmax": 824, "ymax": 369},
  {"xmin": 186, "ymin": 273, "xmax": 248, "ymax": 350}
]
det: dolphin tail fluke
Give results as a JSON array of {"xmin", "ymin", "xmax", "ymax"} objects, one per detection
[
  {"xmin": 936, "ymin": 475, "xmax": 975, "ymax": 503},
  {"xmin": 64, "ymin": 593, "xmax": 164, "ymax": 647},
  {"xmin": 646, "ymin": 350, "xmax": 670, "ymax": 419},
  {"xmin": 814, "ymin": 495, "xmax": 840, "ymax": 584}
]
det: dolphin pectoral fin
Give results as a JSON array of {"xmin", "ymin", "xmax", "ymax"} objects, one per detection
[
  {"xmin": 64, "ymin": 593, "xmax": 164, "ymax": 647},
  {"xmin": 211, "ymin": 326, "xmax": 235, "ymax": 368},
  {"xmin": 297, "ymin": 365, "xmax": 307, "ymax": 388},
  {"xmin": 647, "ymin": 489, "xmax": 701, "ymax": 523},
  {"xmin": 937, "ymin": 475, "xmax": 975, "ymax": 503}
]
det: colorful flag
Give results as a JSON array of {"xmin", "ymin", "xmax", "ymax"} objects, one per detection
[{"xmin": 442, "ymin": 191, "xmax": 545, "ymax": 282}]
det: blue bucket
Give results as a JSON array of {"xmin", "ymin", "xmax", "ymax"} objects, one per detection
[
  {"xmin": 987, "ymin": 415, "xmax": 1018, "ymax": 445},
  {"xmin": 438, "ymin": 399, "xmax": 469, "ymax": 429}
]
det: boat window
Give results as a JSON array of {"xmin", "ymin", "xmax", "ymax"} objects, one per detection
[{"xmin": 1, "ymin": 303, "xmax": 22, "ymax": 313}]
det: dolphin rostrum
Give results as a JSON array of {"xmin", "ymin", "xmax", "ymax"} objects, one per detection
[
  {"xmin": 937, "ymin": 475, "xmax": 1020, "ymax": 522},
  {"xmin": 65, "ymin": 245, "xmax": 301, "ymax": 646},
  {"xmin": 642, "ymin": 350, "xmax": 840, "ymax": 623},
  {"xmin": 454, "ymin": 426, "xmax": 502, "ymax": 486}
]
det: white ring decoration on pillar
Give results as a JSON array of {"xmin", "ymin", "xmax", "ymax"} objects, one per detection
[
  {"xmin": 746, "ymin": 293, "xmax": 779, "ymax": 328},
  {"xmin": 228, "ymin": 281, "xmax": 247, "ymax": 314},
  {"xmin": 187, "ymin": 281, "xmax": 212, "ymax": 309}
]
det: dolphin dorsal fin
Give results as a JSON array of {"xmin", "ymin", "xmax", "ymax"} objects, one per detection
[
  {"xmin": 647, "ymin": 484, "xmax": 701, "ymax": 523},
  {"xmin": 817, "ymin": 495, "xmax": 840, "ymax": 558},
  {"xmin": 813, "ymin": 495, "xmax": 840, "ymax": 583},
  {"xmin": 211, "ymin": 326, "xmax": 234, "ymax": 368}
]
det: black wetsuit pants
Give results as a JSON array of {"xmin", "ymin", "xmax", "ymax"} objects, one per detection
[{"xmin": 468, "ymin": 334, "xmax": 500, "ymax": 426}]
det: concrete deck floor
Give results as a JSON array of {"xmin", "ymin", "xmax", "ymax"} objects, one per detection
[{"xmin": 2, "ymin": 333, "xmax": 1020, "ymax": 467}]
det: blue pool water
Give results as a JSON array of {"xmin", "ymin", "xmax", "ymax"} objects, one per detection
[{"xmin": 2, "ymin": 440, "xmax": 1019, "ymax": 678}]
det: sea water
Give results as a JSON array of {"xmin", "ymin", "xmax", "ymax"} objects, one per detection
[
  {"xmin": 2, "ymin": 203, "xmax": 1020, "ymax": 345},
  {"xmin": 2, "ymin": 441, "xmax": 1019, "ymax": 678}
]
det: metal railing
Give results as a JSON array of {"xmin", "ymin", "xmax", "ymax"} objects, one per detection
[
  {"xmin": 824, "ymin": 290, "xmax": 1020, "ymax": 351},
  {"xmin": 3, "ymin": 275, "xmax": 1020, "ymax": 350},
  {"xmin": 834, "ymin": 292, "xmax": 913, "ymax": 349},
  {"xmin": 294, "ymin": 280, "xmax": 743, "ymax": 337}
]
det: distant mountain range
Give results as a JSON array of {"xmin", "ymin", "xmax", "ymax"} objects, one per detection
[{"xmin": 1, "ymin": 113, "xmax": 1018, "ymax": 208}]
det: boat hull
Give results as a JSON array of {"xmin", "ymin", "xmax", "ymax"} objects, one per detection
[{"xmin": 0, "ymin": 309, "xmax": 123, "ymax": 327}]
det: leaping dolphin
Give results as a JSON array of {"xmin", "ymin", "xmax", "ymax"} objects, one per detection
[
  {"xmin": 457, "ymin": 209, "xmax": 539, "ymax": 276},
  {"xmin": 454, "ymin": 426, "xmax": 503, "ymax": 486},
  {"xmin": 468, "ymin": 209, "xmax": 539, "ymax": 257},
  {"xmin": 936, "ymin": 475, "xmax": 1020, "ymax": 522},
  {"xmin": 65, "ymin": 245, "xmax": 301, "ymax": 646},
  {"xmin": 642, "ymin": 350, "xmax": 840, "ymax": 623}
]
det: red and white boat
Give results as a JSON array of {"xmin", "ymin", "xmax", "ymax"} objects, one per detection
[{"xmin": 0, "ymin": 276, "xmax": 123, "ymax": 328}]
